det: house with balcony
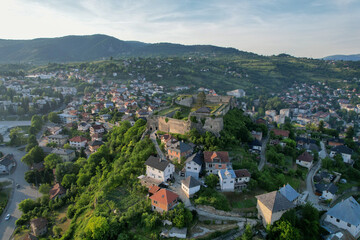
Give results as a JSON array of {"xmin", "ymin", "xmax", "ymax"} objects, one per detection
[{"xmin": 204, "ymin": 151, "xmax": 231, "ymax": 175}]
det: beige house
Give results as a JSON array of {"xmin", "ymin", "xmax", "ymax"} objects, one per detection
[
  {"xmin": 47, "ymin": 135, "xmax": 68, "ymax": 146},
  {"xmin": 256, "ymin": 191, "xmax": 295, "ymax": 227}
]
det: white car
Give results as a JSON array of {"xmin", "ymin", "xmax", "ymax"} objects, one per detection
[{"xmin": 5, "ymin": 214, "xmax": 10, "ymax": 221}]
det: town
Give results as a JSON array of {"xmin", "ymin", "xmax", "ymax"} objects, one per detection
[{"xmin": 1, "ymin": 63, "xmax": 360, "ymax": 240}]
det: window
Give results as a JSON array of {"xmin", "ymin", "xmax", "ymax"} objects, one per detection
[
  {"xmin": 230, "ymin": 181, "xmax": 233, "ymax": 183},
  {"xmin": 187, "ymin": 167, "xmax": 191, "ymax": 169},
  {"xmin": 224, "ymin": 181, "xmax": 226, "ymax": 183},
  {"xmin": 158, "ymin": 170, "xmax": 161, "ymax": 173},
  {"xmin": 218, "ymin": 164, "xmax": 222, "ymax": 168},
  {"xmin": 209, "ymin": 164, "xmax": 212, "ymax": 167},
  {"xmin": 347, "ymin": 223, "xmax": 351, "ymax": 227},
  {"xmin": 330, "ymin": 216, "xmax": 333, "ymax": 218},
  {"xmin": 194, "ymin": 168, "xmax": 197, "ymax": 170},
  {"xmin": 336, "ymin": 219, "xmax": 340, "ymax": 223}
]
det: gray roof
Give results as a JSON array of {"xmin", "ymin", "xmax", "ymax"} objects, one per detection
[
  {"xmin": 0, "ymin": 154, "xmax": 15, "ymax": 167},
  {"xmin": 88, "ymin": 140, "xmax": 104, "ymax": 146},
  {"xmin": 279, "ymin": 184, "xmax": 300, "ymax": 202},
  {"xmin": 331, "ymin": 145, "xmax": 353, "ymax": 155},
  {"xmin": 145, "ymin": 156, "xmax": 171, "ymax": 171},
  {"xmin": 48, "ymin": 134, "xmax": 68, "ymax": 139},
  {"xmin": 51, "ymin": 148, "xmax": 75, "ymax": 155},
  {"xmin": 315, "ymin": 183, "xmax": 338, "ymax": 194},
  {"xmin": 185, "ymin": 152, "xmax": 203, "ymax": 166},
  {"xmin": 179, "ymin": 141, "xmax": 192, "ymax": 152},
  {"xmin": 327, "ymin": 196, "xmax": 360, "ymax": 226},
  {"xmin": 256, "ymin": 191, "xmax": 295, "ymax": 213},
  {"xmin": 182, "ymin": 176, "xmax": 201, "ymax": 188}
]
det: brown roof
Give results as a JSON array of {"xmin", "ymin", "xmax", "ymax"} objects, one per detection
[
  {"xmin": 297, "ymin": 151, "xmax": 313, "ymax": 163},
  {"xmin": 204, "ymin": 151, "xmax": 229, "ymax": 163},
  {"xmin": 234, "ymin": 169, "xmax": 251, "ymax": 178},
  {"xmin": 256, "ymin": 191, "xmax": 295, "ymax": 213},
  {"xmin": 30, "ymin": 218, "xmax": 48, "ymax": 230},
  {"xmin": 149, "ymin": 189, "xmax": 179, "ymax": 206},
  {"xmin": 148, "ymin": 185, "xmax": 161, "ymax": 195},
  {"xmin": 49, "ymin": 183, "xmax": 66, "ymax": 200},
  {"xmin": 272, "ymin": 129, "xmax": 290, "ymax": 138},
  {"xmin": 69, "ymin": 136, "xmax": 87, "ymax": 142}
]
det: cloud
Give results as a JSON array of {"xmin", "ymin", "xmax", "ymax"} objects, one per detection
[{"xmin": 0, "ymin": 0, "xmax": 359, "ymax": 57}]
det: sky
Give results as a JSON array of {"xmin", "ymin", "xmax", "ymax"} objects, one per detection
[{"xmin": 0, "ymin": 0, "xmax": 359, "ymax": 58}]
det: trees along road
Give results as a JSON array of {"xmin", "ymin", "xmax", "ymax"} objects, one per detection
[{"xmin": 0, "ymin": 146, "xmax": 40, "ymax": 240}]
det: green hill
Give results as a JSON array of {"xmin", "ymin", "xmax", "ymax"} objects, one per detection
[{"xmin": 0, "ymin": 34, "xmax": 253, "ymax": 63}]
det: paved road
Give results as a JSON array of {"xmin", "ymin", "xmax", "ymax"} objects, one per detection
[
  {"xmin": 0, "ymin": 146, "xmax": 40, "ymax": 240},
  {"xmin": 150, "ymin": 131, "xmax": 166, "ymax": 160},
  {"xmin": 170, "ymin": 173, "xmax": 191, "ymax": 207},
  {"xmin": 305, "ymin": 141, "xmax": 328, "ymax": 211},
  {"xmin": 258, "ymin": 131, "xmax": 270, "ymax": 171}
]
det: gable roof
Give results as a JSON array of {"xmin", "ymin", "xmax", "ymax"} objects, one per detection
[
  {"xmin": 279, "ymin": 184, "xmax": 300, "ymax": 202},
  {"xmin": 297, "ymin": 151, "xmax": 314, "ymax": 163},
  {"xmin": 88, "ymin": 140, "xmax": 104, "ymax": 147},
  {"xmin": 181, "ymin": 176, "xmax": 201, "ymax": 188},
  {"xmin": 0, "ymin": 154, "xmax": 15, "ymax": 167},
  {"xmin": 272, "ymin": 129, "xmax": 290, "ymax": 138},
  {"xmin": 331, "ymin": 145, "xmax": 353, "ymax": 155},
  {"xmin": 185, "ymin": 152, "xmax": 203, "ymax": 166},
  {"xmin": 149, "ymin": 188, "xmax": 179, "ymax": 206},
  {"xmin": 234, "ymin": 169, "xmax": 251, "ymax": 178},
  {"xmin": 196, "ymin": 107, "xmax": 211, "ymax": 114},
  {"xmin": 256, "ymin": 191, "xmax": 295, "ymax": 213},
  {"xmin": 148, "ymin": 185, "xmax": 161, "ymax": 195},
  {"xmin": 218, "ymin": 169, "xmax": 236, "ymax": 180},
  {"xmin": 315, "ymin": 183, "xmax": 338, "ymax": 194},
  {"xmin": 204, "ymin": 151, "xmax": 229, "ymax": 163},
  {"xmin": 145, "ymin": 156, "xmax": 171, "ymax": 171},
  {"xmin": 49, "ymin": 183, "xmax": 66, "ymax": 200},
  {"xmin": 327, "ymin": 196, "xmax": 360, "ymax": 226},
  {"xmin": 69, "ymin": 136, "xmax": 87, "ymax": 142}
]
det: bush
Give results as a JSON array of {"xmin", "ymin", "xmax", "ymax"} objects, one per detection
[{"xmin": 194, "ymin": 188, "xmax": 230, "ymax": 211}]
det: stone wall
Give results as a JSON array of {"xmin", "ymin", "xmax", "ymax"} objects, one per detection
[
  {"xmin": 175, "ymin": 96, "xmax": 194, "ymax": 107},
  {"xmin": 158, "ymin": 116, "xmax": 191, "ymax": 135}
]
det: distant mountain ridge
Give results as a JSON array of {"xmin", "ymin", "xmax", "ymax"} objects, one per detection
[
  {"xmin": 0, "ymin": 34, "xmax": 255, "ymax": 63},
  {"xmin": 323, "ymin": 54, "xmax": 360, "ymax": 61}
]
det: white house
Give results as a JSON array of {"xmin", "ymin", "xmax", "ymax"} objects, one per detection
[
  {"xmin": 315, "ymin": 183, "xmax": 338, "ymax": 200},
  {"xmin": 234, "ymin": 169, "xmax": 251, "ymax": 191},
  {"xmin": 69, "ymin": 136, "xmax": 88, "ymax": 150},
  {"xmin": 325, "ymin": 196, "xmax": 360, "ymax": 238},
  {"xmin": 184, "ymin": 152, "xmax": 203, "ymax": 179},
  {"xmin": 181, "ymin": 176, "xmax": 201, "ymax": 198},
  {"xmin": 78, "ymin": 122, "xmax": 91, "ymax": 132},
  {"xmin": 330, "ymin": 145, "xmax": 353, "ymax": 164},
  {"xmin": 145, "ymin": 156, "xmax": 174, "ymax": 182},
  {"xmin": 218, "ymin": 169, "xmax": 236, "ymax": 191},
  {"xmin": 296, "ymin": 151, "xmax": 314, "ymax": 169}
]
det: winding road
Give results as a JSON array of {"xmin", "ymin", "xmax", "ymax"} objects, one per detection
[{"xmin": 305, "ymin": 141, "xmax": 329, "ymax": 211}]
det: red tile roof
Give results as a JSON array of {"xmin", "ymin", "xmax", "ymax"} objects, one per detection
[
  {"xmin": 49, "ymin": 183, "xmax": 66, "ymax": 200},
  {"xmin": 69, "ymin": 136, "xmax": 87, "ymax": 142},
  {"xmin": 234, "ymin": 169, "xmax": 251, "ymax": 178},
  {"xmin": 272, "ymin": 129, "xmax": 290, "ymax": 138},
  {"xmin": 148, "ymin": 185, "xmax": 161, "ymax": 195},
  {"xmin": 204, "ymin": 151, "xmax": 229, "ymax": 163},
  {"xmin": 149, "ymin": 189, "xmax": 179, "ymax": 206}
]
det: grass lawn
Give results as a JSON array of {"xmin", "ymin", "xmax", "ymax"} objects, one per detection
[
  {"xmin": 337, "ymin": 181, "xmax": 360, "ymax": 194},
  {"xmin": 54, "ymin": 206, "xmax": 72, "ymax": 236},
  {"xmin": 224, "ymin": 189, "xmax": 265, "ymax": 211},
  {"xmin": 106, "ymin": 188, "xmax": 146, "ymax": 211},
  {"xmin": 157, "ymin": 106, "xmax": 181, "ymax": 116}
]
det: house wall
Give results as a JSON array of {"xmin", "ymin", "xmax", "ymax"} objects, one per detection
[
  {"xmin": 181, "ymin": 184, "xmax": 200, "ymax": 198},
  {"xmin": 69, "ymin": 141, "xmax": 86, "ymax": 149},
  {"xmin": 325, "ymin": 214, "xmax": 360, "ymax": 238},
  {"xmin": 257, "ymin": 200, "xmax": 273, "ymax": 227},
  {"xmin": 185, "ymin": 161, "xmax": 201, "ymax": 179},
  {"xmin": 296, "ymin": 160, "xmax": 312, "ymax": 169},
  {"xmin": 322, "ymin": 190, "xmax": 335, "ymax": 200},
  {"xmin": 146, "ymin": 164, "xmax": 174, "ymax": 182},
  {"xmin": 205, "ymin": 163, "xmax": 229, "ymax": 175},
  {"xmin": 218, "ymin": 172, "xmax": 235, "ymax": 191},
  {"xmin": 236, "ymin": 177, "xmax": 250, "ymax": 183}
]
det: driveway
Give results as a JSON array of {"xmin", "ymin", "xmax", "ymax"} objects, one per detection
[
  {"xmin": 150, "ymin": 131, "xmax": 166, "ymax": 160},
  {"xmin": 0, "ymin": 146, "xmax": 40, "ymax": 240},
  {"xmin": 170, "ymin": 172, "xmax": 191, "ymax": 207},
  {"xmin": 258, "ymin": 131, "xmax": 270, "ymax": 171}
]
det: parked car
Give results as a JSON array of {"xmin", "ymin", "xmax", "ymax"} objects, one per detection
[
  {"xmin": 5, "ymin": 214, "xmax": 10, "ymax": 221},
  {"xmin": 16, "ymin": 184, "xmax": 20, "ymax": 188}
]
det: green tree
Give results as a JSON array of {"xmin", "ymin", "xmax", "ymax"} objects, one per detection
[
  {"xmin": 19, "ymin": 198, "xmax": 38, "ymax": 213},
  {"xmin": 0, "ymin": 133, "xmax": 3, "ymax": 143},
  {"xmin": 346, "ymin": 126, "xmax": 355, "ymax": 139},
  {"xmin": 48, "ymin": 112, "xmax": 61, "ymax": 123},
  {"xmin": 239, "ymin": 224, "xmax": 253, "ymax": 240},
  {"xmin": 9, "ymin": 127, "xmax": 25, "ymax": 146},
  {"xmin": 53, "ymin": 226, "xmax": 62, "ymax": 237},
  {"xmin": 39, "ymin": 183, "xmax": 51, "ymax": 194},
  {"xmin": 318, "ymin": 120, "xmax": 325, "ymax": 133},
  {"xmin": 196, "ymin": 91, "xmax": 206, "ymax": 108},
  {"xmin": 44, "ymin": 153, "xmax": 63, "ymax": 169},
  {"xmin": 62, "ymin": 173, "xmax": 77, "ymax": 188},
  {"xmin": 25, "ymin": 135, "xmax": 38, "ymax": 152},
  {"xmin": 173, "ymin": 111, "xmax": 182, "ymax": 119},
  {"xmin": 205, "ymin": 174, "xmax": 219, "ymax": 188},
  {"xmin": 268, "ymin": 220, "xmax": 301, "ymax": 240},
  {"xmin": 85, "ymin": 216, "xmax": 110, "ymax": 240}
]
